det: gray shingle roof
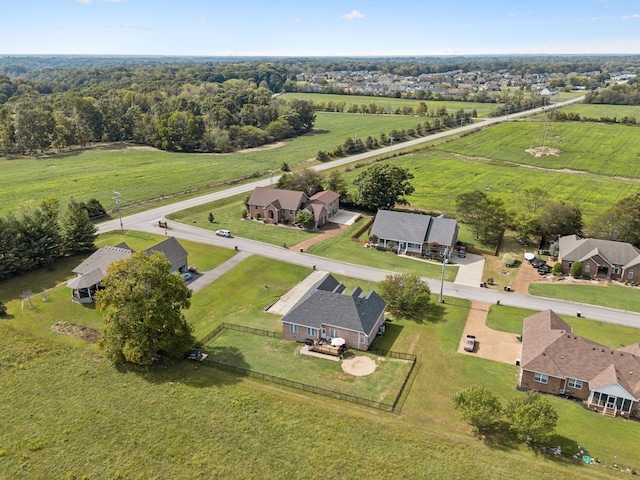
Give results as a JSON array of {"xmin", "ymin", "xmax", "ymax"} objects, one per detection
[
  {"xmin": 71, "ymin": 245, "xmax": 133, "ymax": 275},
  {"xmin": 281, "ymin": 274, "xmax": 386, "ymax": 336},
  {"xmin": 144, "ymin": 237, "xmax": 188, "ymax": 266},
  {"xmin": 559, "ymin": 235, "xmax": 640, "ymax": 267},
  {"xmin": 370, "ymin": 210, "xmax": 458, "ymax": 247}
]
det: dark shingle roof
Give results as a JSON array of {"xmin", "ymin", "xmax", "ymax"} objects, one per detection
[
  {"xmin": 248, "ymin": 187, "xmax": 309, "ymax": 212},
  {"xmin": 71, "ymin": 245, "xmax": 132, "ymax": 275},
  {"xmin": 281, "ymin": 274, "xmax": 386, "ymax": 336},
  {"xmin": 370, "ymin": 210, "xmax": 458, "ymax": 247},
  {"xmin": 144, "ymin": 237, "xmax": 187, "ymax": 266}
]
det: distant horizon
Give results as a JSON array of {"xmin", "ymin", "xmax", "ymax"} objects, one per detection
[{"xmin": 0, "ymin": 0, "xmax": 638, "ymax": 57}]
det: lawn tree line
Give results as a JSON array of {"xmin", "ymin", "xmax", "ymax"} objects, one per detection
[
  {"xmin": 0, "ymin": 197, "xmax": 97, "ymax": 280},
  {"xmin": 453, "ymin": 386, "xmax": 559, "ymax": 447}
]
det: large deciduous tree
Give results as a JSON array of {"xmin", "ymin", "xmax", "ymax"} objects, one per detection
[
  {"xmin": 588, "ymin": 192, "xmax": 640, "ymax": 247},
  {"xmin": 277, "ymin": 168, "xmax": 325, "ymax": 197},
  {"xmin": 377, "ymin": 273, "xmax": 431, "ymax": 319},
  {"xmin": 452, "ymin": 385, "xmax": 502, "ymax": 434},
  {"xmin": 456, "ymin": 190, "xmax": 508, "ymax": 244},
  {"xmin": 540, "ymin": 201, "xmax": 583, "ymax": 238},
  {"xmin": 504, "ymin": 392, "xmax": 558, "ymax": 446},
  {"xmin": 353, "ymin": 164, "xmax": 415, "ymax": 211},
  {"xmin": 96, "ymin": 252, "xmax": 194, "ymax": 365}
]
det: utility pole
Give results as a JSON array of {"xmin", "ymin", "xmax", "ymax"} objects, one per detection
[
  {"xmin": 113, "ymin": 191, "xmax": 124, "ymax": 235},
  {"xmin": 439, "ymin": 246, "xmax": 448, "ymax": 303}
]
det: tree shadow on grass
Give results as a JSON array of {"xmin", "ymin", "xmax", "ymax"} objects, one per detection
[
  {"xmin": 480, "ymin": 420, "xmax": 521, "ymax": 451},
  {"xmin": 370, "ymin": 322, "xmax": 404, "ymax": 350},
  {"xmin": 116, "ymin": 346, "xmax": 250, "ymax": 388}
]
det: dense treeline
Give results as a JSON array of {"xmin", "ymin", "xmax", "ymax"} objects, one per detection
[
  {"xmin": 584, "ymin": 78, "xmax": 640, "ymax": 105},
  {"xmin": 0, "ymin": 78, "xmax": 315, "ymax": 154},
  {"xmin": 550, "ymin": 110, "xmax": 637, "ymax": 126},
  {"xmin": 0, "ymin": 197, "xmax": 97, "ymax": 280}
]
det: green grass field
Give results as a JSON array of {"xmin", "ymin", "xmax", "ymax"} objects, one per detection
[
  {"xmin": 0, "ymin": 112, "xmax": 427, "ymax": 216},
  {"xmin": 337, "ymin": 151, "xmax": 640, "ymax": 222},
  {"xmin": 529, "ymin": 282, "xmax": 640, "ymax": 313},
  {"xmin": 558, "ymin": 103, "xmax": 640, "ymax": 119},
  {"xmin": 280, "ymin": 92, "xmax": 497, "ymax": 117},
  {"xmin": 1, "ymin": 249, "xmax": 638, "ymax": 478},
  {"xmin": 436, "ymin": 121, "xmax": 640, "ymax": 179}
]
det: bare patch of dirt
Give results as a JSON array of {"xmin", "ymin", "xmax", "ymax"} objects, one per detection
[
  {"xmin": 341, "ymin": 355, "xmax": 377, "ymax": 376},
  {"xmin": 50, "ymin": 321, "xmax": 101, "ymax": 343},
  {"xmin": 525, "ymin": 146, "xmax": 561, "ymax": 157}
]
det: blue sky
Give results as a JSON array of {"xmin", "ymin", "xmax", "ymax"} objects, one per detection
[{"xmin": 0, "ymin": 0, "xmax": 639, "ymax": 56}]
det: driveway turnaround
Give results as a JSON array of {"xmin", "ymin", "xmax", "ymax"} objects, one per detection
[
  {"xmin": 452, "ymin": 252, "xmax": 485, "ymax": 288},
  {"xmin": 458, "ymin": 301, "xmax": 522, "ymax": 365}
]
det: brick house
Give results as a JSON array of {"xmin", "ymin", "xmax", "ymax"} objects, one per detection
[
  {"xmin": 281, "ymin": 274, "xmax": 386, "ymax": 351},
  {"xmin": 247, "ymin": 187, "xmax": 340, "ymax": 229},
  {"xmin": 519, "ymin": 310, "xmax": 640, "ymax": 418},
  {"xmin": 558, "ymin": 235, "xmax": 640, "ymax": 281}
]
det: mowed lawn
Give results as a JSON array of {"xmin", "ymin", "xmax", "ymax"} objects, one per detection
[
  {"xmin": 529, "ymin": 282, "xmax": 640, "ymax": 314},
  {"xmin": 558, "ymin": 103, "xmax": 640, "ymax": 119},
  {"xmin": 280, "ymin": 92, "xmax": 497, "ymax": 117},
  {"xmin": 0, "ymin": 112, "xmax": 427, "ymax": 216},
  {"xmin": 1, "ymin": 251, "xmax": 638, "ymax": 478},
  {"xmin": 205, "ymin": 329, "xmax": 413, "ymax": 406}
]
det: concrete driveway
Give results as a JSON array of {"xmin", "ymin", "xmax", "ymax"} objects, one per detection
[
  {"xmin": 452, "ymin": 252, "xmax": 485, "ymax": 288},
  {"xmin": 458, "ymin": 301, "xmax": 522, "ymax": 365}
]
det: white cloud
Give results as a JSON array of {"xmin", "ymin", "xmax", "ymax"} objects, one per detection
[
  {"xmin": 592, "ymin": 16, "xmax": 600, "ymax": 21},
  {"xmin": 291, "ymin": 17, "xmax": 302, "ymax": 23},
  {"xmin": 622, "ymin": 13, "xmax": 640, "ymax": 19},
  {"xmin": 342, "ymin": 9, "xmax": 364, "ymax": 21},
  {"xmin": 74, "ymin": 0, "xmax": 92, "ymax": 4},
  {"xmin": 194, "ymin": 18, "xmax": 206, "ymax": 25}
]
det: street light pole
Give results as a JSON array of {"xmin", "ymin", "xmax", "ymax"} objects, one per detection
[{"xmin": 113, "ymin": 191, "xmax": 124, "ymax": 235}]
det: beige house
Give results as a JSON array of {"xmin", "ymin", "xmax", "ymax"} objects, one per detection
[{"xmin": 559, "ymin": 235, "xmax": 640, "ymax": 281}]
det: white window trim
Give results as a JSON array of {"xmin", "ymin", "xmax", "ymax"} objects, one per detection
[
  {"xmin": 567, "ymin": 378, "xmax": 583, "ymax": 389},
  {"xmin": 629, "ymin": 271, "xmax": 635, "ymax": 280},
  {"xmin": 307, "ymin": 327, "xmax": 315, "ymax": 336},
  {"xmin": 534, "ymin": 372, "xmax": 548, "ymax": 384},
  {"xmin": 290, "ymin": 323, "xmax": 297, "ymax": 334},
  {"xmin": 584, "ymin": 264, "xmax": 590, "ymax": 273},
  {"xmin": 613, "ymin": 266, "xmax": 620, "ymax": 274}
]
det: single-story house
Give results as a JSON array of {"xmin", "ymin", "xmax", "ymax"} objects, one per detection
[
  {"xmin": 281, "ymin": 274, "xmax": 387, "ymax": 351},
  {"xmin": 369, "ymin": 209, "xmax": 458, "ymax": 258},
  {"xmin": 558, "ymin": 235, "xmax": 640, "ymax": 281},
  {"xmin": 247, "ymin": 187, "xmax": 340, "ymax": 229},
  {"xmin": 519, "ymin": 310, "xmax": 640, "ymax": 419},
  {"xmin": 67, "ymin": 237, "xmax": 188, "ymax": 303}
]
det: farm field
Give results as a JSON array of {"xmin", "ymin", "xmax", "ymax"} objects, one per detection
[
  {"xmin": 529, "ymin": 282, "xmax": 640, "ymax": 314},
  {"xmin": 558, "ymin": 103, "xmax": 640, "ymax": 119},
  {"xmin": 1, "ymin": 248, "xmax": 638, "ymax": 478},
  {"xmin": 280, "ymin": 92, "xmax": 497, "ymax": 117},
  {"xmin": 338, "ymin": 152, "xmax": 640, "ymax": 222},
  {"xmin": 0, "ymin": 112, "xmax": 425, "ymax": 216},
  {"xmin": 435, "ymin": 121, "xmax": 640, "ymax": 179}
]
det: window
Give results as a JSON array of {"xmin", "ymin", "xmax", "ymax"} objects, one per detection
[
  {"xmin": 330, "ymin": 328, "xmax": 339, "ymax": 338},
  {"xmin": 359, "ymin": 334, "xmax": 365, "ymax": 344},
  {"xmin": 567, "ymin": 378, "xmax": 583, "ymax": 389},
  {"xmin": 613, "ymin": 266, "xmax": 620, "ymax": 274},
  {"xmin": 290, "ymin": 324, "xmax": 298, "ymax": 334},
  {"xmin": 307, "ymin": 327, "xmax": 316, "ymax": 336},
  {"xmin": 629, "ymin": 271, "xmax": 635, "ymax": 280},
  {"xmin": 534, "ymin": 372, "xmax": 548, "ymax": 384},
  {"xmin": 584, "ymin": 264, "xmax": 590, "ymax": 273}
]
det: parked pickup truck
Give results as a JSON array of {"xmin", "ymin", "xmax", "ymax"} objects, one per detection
[{"xmin": 463, "ymin": 335, "xmax": 476, "ymax": 352}]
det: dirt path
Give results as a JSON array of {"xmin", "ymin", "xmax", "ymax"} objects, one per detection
[
  {"xmin": 290, "ymin": 222, "xmax": 347, "ymax": 251},
  {"xmin": 458, "ymin": 301, "xmax": 522, "ymax": 365}
]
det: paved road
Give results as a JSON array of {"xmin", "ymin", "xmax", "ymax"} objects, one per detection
[
  {"xmin": 93, "ymin": 94, "xmax": 640, "ymax": 328},
  {"xmin": 135, "ymin": 219, "xmax": 640, "ymax": 328}
]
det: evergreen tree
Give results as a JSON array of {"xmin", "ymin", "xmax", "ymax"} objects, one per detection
[{"xmin": 61, "ymin": 198, "xmax": 97, "ymax": 255}]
